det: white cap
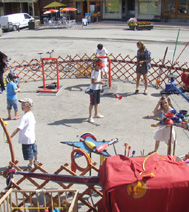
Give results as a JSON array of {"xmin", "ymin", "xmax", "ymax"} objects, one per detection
[{"xmin": 19, "ymin": 98, "xmax": 33, "ymax": 107}]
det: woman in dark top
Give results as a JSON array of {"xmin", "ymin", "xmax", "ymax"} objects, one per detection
[
  {"xmin": 0, "ymin": 51, "xmax": 8, "ymax": 93},
  {"xmin": 135, "ymin": 41, "xmax": 151, "ymax": 95}
]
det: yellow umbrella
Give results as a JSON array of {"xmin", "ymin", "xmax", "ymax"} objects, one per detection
[{"xmin": 44, "ymin": 1, "xmax": 66, "ymax": 9}]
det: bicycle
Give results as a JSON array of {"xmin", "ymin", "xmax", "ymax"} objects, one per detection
[
  {"xmin": 27, "ymin": 50, "xmax": 54, "ymax": 72},
  {"xmin": 28, "ymin": 52, "xmax": 43, "ymax": 72}
]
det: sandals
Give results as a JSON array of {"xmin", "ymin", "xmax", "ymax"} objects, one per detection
[
  {"xmin": 14, "ymin": 116, "xmax": 21, "ymax": 120},
  {"xmin": 8, "ymin": 115, "xmax": 13, "ymax": 120}
]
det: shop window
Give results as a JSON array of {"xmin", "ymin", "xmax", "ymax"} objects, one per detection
[
  {"xmin": 76, "ymin": 2, "xmax": 81, "ymax": 15},
  {"xmin": 163, "ymin": 0, "xmax": 176, "ymax": 13},
  {"xmin": 178, "ymin": 0, "xmax": 189, "ymax": 14},
  {"xmin": 139, "ymin": 1, "xmax": 159, "ymax": 15},
  {"xmin": 105, "ymin": 0, "xmax": 119, "ymax": 13}
]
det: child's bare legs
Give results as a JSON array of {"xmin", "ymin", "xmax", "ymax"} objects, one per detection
[
  {"xmin": 28, "ymin": 159, "xmax": 34, "ymax": 167},
  {"xmin": 89, "ymin": 104, "xmax": 93, "ymax": 118},
  {"xmin": 14, "ymin": 110, "xmax": 20, "ymax": 119},
  {"xmin": 89, "ymin": 104, "xmax": 99, "ymax": 117},
  {"xmin": 34, "ymin": 155, "xmax": 39, "ymax": 164},
  {"xmin": 154, "ymin": 140, "xmax": 160, "ymax": 152},
  {"xmin": 148, "ymin": 140, "xmax": 160, "ymax": 155},
  {"xmin": 8, "ymin": 109, "xmax": 12, "ymax": 119},
  {"xmin": 94, "ymin": 104, "xmax": 98, "ymax": 117}
]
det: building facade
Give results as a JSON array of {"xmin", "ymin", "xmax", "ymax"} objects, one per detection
[
  {"xmin": 0, "ymin": 0, "xmax": 39, "ymax": 17},
  {"xmin": 0, "ymin": 0, "xmax": 188, "ymax": 21}
]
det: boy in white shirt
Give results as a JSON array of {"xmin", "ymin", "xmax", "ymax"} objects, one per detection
[
  {"xmin": 88, "ymin": 59, "xmax": 108, "ymax": 123},
  {"xmin": 11, "ymin": 98, "xmax": 38, "ymax": 170},
  {"xmin": 96, "ymin": 44, "xmax": 109, "ymax": 78}
]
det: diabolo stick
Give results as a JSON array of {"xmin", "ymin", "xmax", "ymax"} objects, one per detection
[
  {"xmin": 96, "ymin": 138, "xmax": 118, "ymax": 153},
  {"xmin": 127, "ymin": 146, "xmax": 131, "ymax": 157},
  {"xmin": 124, "ymin": 143, "xmax": 129, "ymax": 156},
  {"xmin": 132, "ymin": 150, "xmax": 136, "ymax": 157}
]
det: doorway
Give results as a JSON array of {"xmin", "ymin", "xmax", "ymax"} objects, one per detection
[{"xmin": 128, "ymin": 0, "xmax": 135, "ymax": 16}]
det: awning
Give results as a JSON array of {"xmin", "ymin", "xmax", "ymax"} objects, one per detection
[{"xmin": 2, "ymin": 0, "xmax": 37, "ymax": 2}]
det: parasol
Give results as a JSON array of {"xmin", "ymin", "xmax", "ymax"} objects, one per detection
[
  {"xmin": 61, "ymin": 7, "xmax": 77, "ymax": 20},
  {"xmin": 61, "ymin": 7, "xmax": 77, "ymax": 12},
  {"xmin": 43, "ymin": 9, "xmax": 59, "ymax": 14},
  {"xmin": 44, "ymin": 1, "xmax": 66, "ymax": 9}
]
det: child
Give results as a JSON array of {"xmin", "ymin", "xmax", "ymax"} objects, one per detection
[
  {"xmin": 151, "ymin": 95, "xmax": 176, "ymax": 153},
  {"xmin": 88, "ymin": 59, "xmax": 108, "ymax": 123},
  {"xmin": 11, "ymin": 98, "xmax": 38, "ymax": 169},
  {"xmin": 0, "ymin": 51, "xmax": 8, "ymax": 94},
  {"xmin": 96, "ymin": 44, "xmax": 109, "ymax": 78},
  {"xmin": 7, "ymin": 72, "xmax": 20, "ymax": 120}
]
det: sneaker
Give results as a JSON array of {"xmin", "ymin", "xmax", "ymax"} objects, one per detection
[
  {"xmin": 34, "ymin": 160, "xmax": 39, "ymax": 165},
  {"xmin": 27, "ymin": 163, "xmax": 34, "ymax": 169},
  {"xmin": 94, "ymin": 114, "xmax": 104, "ymax": 118},
  {"xmin": 144, "ymin": 90, "xmax": 148, "ymax": 95},
  {"xmin": 0, "ymin": 90, "xmax": 5, "ymax": 94},
  {"xmin": 134, "ymin": 90, "xmax": 139, "ymax": 94},
  {"xmin": 88, "ymin": 117, "xmax": 94, "ymax": 123}
]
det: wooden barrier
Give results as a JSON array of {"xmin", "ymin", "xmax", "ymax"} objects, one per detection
[
  {"xmin": 0, "ymin": 188, "xmax": 78, "ymax": 212},
  {"xmin": 4, "ymin": 54, "xmax": 189, "ymax": 88}
]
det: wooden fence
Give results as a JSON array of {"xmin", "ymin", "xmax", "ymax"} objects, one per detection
[
  {"xmin": 4, "ymin": 54, "xmax": 189, "ymax": 87},
  {"xmin": 0, "ymin": 188, "xmax": 78, "ymax": 212}
]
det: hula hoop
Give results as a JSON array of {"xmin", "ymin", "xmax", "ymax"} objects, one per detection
[{"xmin": 71, "ymin": 149, "xmax": 91, "ymax": 172}]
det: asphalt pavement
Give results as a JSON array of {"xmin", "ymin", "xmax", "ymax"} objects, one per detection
[{"xmin": 0, "ymin": 21, "xmax": 189, "ymax": 211}]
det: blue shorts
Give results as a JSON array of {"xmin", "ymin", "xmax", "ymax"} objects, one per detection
[
  {"xmin": 22, "ymin": 143, "xmax": 38, "ymax": 160},
  {"xmin": 7, "ymin": 99, "xmax": 18, "ymax": 111},
  {"xmin": 90, "ymin": 89, "xmax": 100, "ymax": 105}
]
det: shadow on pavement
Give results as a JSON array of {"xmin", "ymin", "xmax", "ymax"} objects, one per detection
[
  {"xmin": 48, "ymin": 118, "xmax": 88, "ymax": 127},
  {"xmin": 65, "ymin": 83, "xmax": 89, "ymax": 92}
]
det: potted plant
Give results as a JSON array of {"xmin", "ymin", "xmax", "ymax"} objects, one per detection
[
  {"xmin": 127, "ymin": 18, "xmax": 153, "ymax": 30},
  {"xmin": 137, "ymin": 21, "xmax": 153, "ymax": 30},
  {"xmin": 127, "ymin": 17, "xmax": 137, "ymax": 30}
]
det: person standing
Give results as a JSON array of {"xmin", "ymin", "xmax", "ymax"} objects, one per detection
[
  {"xmin": 11, "ymin": 98, "xmax": 38, "ymax": 170},
  {"xmin": 0, "ymin": 51, "xmax": 8, "ymax": 94},
  {"xmin": 96, "ymin": 44, "xmax": 109, "ymax": 78},
  {"xmin": 6, "ymin": 72, "xmax": 20, "ymax": 120},
  {"xmin": 135, "ymin": 41, "xmax": 151, "ymax": 95},
  {"xmin": 88, "ymin": 59, "xmax": 108, "ymax": 123},
  {"xmin": 150, "ymin": 95, "xmax": 176, "ymax": 154},
  {"xmin": 93, "ymin": 11, "xmax": 98, "ymax": 22}
]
